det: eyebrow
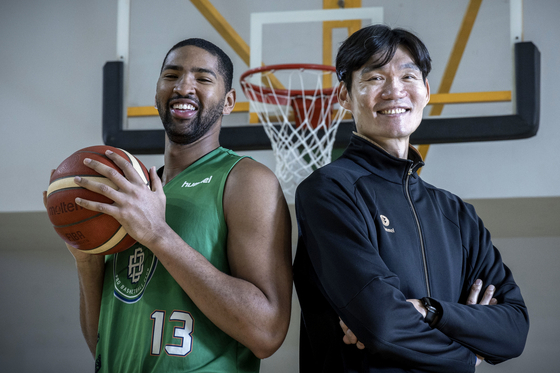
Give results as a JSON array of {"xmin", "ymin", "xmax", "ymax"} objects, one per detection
[
  {"xmin": 191, "ymin": 67, "xmax": 218, "ymax": 78},
  {"xmin": 161, "ymin": 65, "xmax": 218, "ymax": 79},
  {"xmin": 361, "ymin": 62, "xmax": 421, "ymax": 76}
]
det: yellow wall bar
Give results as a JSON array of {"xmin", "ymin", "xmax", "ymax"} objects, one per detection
[
  {"xmin": 430, "ymin": 0, "xmax": 484, "ymax": 116},
  {"xmin": 322, "ymin": 0, "xmax": 362, "ymax": 88},
  {"xmin": 428, "ymin": 91, "xmax": 511, "ymax": 105},
  {"xmin": 419, "ymin": 0, "xmax": 484, "ymax": 164},
  {"xmin": 128, "ymin": 92, "xmax": 511, "ymax": 117}
]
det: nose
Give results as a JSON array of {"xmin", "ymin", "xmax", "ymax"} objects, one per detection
[
  {"xmin": 380, "ymin": 78, "xmax": 406, "ymax": 100},
  {"xmin": 173, "ymin": 76, "xmax": 195, "ymax": 96}
]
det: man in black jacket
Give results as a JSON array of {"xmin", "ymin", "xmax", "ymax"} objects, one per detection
[{"xmin": 293, "ymin": 24, "xmax": 529, "ymax": 372}]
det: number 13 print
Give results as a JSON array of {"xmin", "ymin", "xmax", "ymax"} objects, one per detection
[{"xmin": 151, "ymin": 310, "xmax": 194, "ymax": 356}]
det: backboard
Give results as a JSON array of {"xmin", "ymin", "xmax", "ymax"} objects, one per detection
[{"xmin": 103, "ymin": 0, "xmax": 539, "ymax": 154}]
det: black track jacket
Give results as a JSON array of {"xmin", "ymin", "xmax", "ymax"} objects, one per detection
[{"xmin": 294, "ymin": 134, "xmax": 529, "ymax": 372}]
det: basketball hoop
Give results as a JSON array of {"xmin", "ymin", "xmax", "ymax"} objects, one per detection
[{"xmin": 240, "ymin": 63, "xmax": 346, "ymax": 202}]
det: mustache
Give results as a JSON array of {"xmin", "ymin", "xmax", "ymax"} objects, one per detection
[{"xmin": 167, "ymin": 94, "xmax": 200, "ymax": 107}]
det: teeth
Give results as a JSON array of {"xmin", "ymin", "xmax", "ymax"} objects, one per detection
[
  {"xmin": 379, "ymin": 108, "xmax": 406, "ymax": 114},
  {"xmin": 173, "ymin": 103, "xmax": 196, "ymax": 110}
]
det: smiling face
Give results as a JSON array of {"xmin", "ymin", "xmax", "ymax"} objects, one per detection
[
  {"xmin": 339, "ymin": 46, "xmax": 430, "ymax": 157},
  {"xmin": 155, "ymin": 45, "xmax": 235, "ymax": 146}
]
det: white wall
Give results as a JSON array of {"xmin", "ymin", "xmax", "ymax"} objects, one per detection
[
  {"xmin": 0, "ymin": 0, "xmax": 117, "ymax": 212},
  {"xmin": 1, "ymin": 0, "xmax": 560, "ymax": 212}
]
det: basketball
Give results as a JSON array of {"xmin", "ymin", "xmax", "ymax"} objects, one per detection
[{"xmin": 46, "ymin": 145, "xmax": 150, "ymax": 255}]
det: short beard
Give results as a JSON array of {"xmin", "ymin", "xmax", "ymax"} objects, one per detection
[{"xmin": 158, "ymin": 97, "xmax": 223, "ymax": 145}]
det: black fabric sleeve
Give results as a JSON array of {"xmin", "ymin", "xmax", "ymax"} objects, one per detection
[
  {"xmin": 296, "ymin": 174, "xmax": 477, "ymax": 373},
  {"xmin": 433, "ymin": 203, "xmax": 529, "ymax": 364}
]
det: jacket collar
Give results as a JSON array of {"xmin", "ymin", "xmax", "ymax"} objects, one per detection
[{"xmin": 342, "ymin": 132, "xmax": 425, "ymax": 184}]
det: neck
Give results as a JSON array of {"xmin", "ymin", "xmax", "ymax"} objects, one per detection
[
  {"xmin": 162, "ymin": 125, "xmax": 220, "ymax": 185},
  {"xmin": 354, "ymin": 132, "xmax": 410, "ymax": 159}
]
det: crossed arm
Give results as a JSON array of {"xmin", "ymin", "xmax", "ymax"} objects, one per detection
[
  {"xmin": 46, "ymin": 150, "xmax": 293, "ymax": 359},
  {"xmin": 340, "ymin": 280, "xmax": 498, "ymax": 366}
]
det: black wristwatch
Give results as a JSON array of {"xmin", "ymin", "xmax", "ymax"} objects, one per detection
[{"xmin": 421, "ymin": 297, "xmax": 440, "ymax": 327}]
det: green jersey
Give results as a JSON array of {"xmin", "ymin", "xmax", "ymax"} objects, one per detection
[{"xmin": 95, "ymin": 147, "xmax": 259, "ymax": 372}]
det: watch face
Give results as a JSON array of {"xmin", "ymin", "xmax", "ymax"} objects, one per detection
[{"xmin": 426, "ymin": 305, "xmax": 437, "ymax": 313}]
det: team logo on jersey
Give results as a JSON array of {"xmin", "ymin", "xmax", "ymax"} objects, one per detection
[
  {"xmin": 380, "ymin": 214, "xmax": 395, "ymax": 233},
  {"xmin": 181, "ymin": 175, "xmax": 213, "ymax": 188},
  {"xmin": 113, "ymin": 244, "xmax": 158, "ymax": 304}
]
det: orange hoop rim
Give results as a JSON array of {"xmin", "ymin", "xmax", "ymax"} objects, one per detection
[{"xmin": 240, "ymin": 63, "xmax": 339, "ymax": 101}]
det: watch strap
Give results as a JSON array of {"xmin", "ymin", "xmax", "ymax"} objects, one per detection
[{"xmin": 421, "ymin": 297, "xmax": 440, "ymax": 327}]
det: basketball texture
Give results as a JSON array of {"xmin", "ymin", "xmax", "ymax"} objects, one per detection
[{"xmin": 46, "ymin": 145, "xmax": 150, "ymax": 255}]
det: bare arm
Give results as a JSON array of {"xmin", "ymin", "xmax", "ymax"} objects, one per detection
[
  {"xmin": 73, "ymin": 152, "xmax": 293, "ymax": 358},
  {"xmin": 74, "ymin": 252, "xmax": 104, "ymax": 356},
  {"xmin": 43, "ymin": 190, "xmax": 104, "ymax": 357}
]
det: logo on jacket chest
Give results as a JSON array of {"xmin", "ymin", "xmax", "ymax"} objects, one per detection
[{"xmin": 380, "ymin": 214, "xmax": 395, "ymax": 233}]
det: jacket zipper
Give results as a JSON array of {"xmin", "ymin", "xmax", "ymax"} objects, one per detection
[{"xmin": 405, "ymin": 164, "xmax": 431, "ymax": 297}]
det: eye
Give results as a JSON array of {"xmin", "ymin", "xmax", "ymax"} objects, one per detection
[
  {"xmin": 403, "ymin": 72, "xmax": 420, "ymax": 80},
  {"xmin": 197, "ymin": 76, "xmax": 214, "ymax": 84}
]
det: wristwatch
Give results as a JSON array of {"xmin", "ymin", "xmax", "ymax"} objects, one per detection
[{"xmin": 421, "ymin": 297, "xmax": 440, "ymax": 327}]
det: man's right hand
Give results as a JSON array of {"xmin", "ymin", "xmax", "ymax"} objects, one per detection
[{"xmin": 339, "ymin": 318, "xmax": 365, "ymax": 350}]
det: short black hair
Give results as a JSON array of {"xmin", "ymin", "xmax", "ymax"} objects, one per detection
[
  {"xmin": 161, "ymin": 38, "xmax": 234, "ymax": 92},
  {"xmin": 336, "ymin": 24, "xmax": 432, "ymax": 94}
]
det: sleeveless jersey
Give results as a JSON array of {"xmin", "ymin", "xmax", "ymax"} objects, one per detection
[{"xmin": 95, "ymin": 147, "xmax": 260, "ymax": 373}]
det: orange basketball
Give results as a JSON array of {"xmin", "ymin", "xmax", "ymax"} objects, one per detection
[{"xmin": 46, "ymin": 145, "xmax": 150, "ymax": 255}]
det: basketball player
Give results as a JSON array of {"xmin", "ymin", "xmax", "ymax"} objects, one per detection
[
  {"xmin": 44, "ymin": 39, "xmax": 292, "ymax": 372},
  {"xmin": 293, "ymin": 25, "xmax": 529, "ymax": 372}
]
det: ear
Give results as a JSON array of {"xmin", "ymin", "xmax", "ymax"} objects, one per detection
[
  {"xmin": 424, "ymin": 79, "xmax": 431, "ymax": 107},
  {"xmin": 338, "ymin": 83, "xmax": 352, "ymax": 111},
  {"xmin": 223, "ymin": 88, "xmax": 236, "ymax": 115}
]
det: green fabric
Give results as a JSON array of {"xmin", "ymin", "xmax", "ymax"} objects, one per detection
[{"xmin": 95, "ymin": 147, "xmax": 259, "ymax": 372}]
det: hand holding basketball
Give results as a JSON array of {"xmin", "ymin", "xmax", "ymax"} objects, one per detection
[
  {"xmin": 46, "ymin": 145, "xmax": 153, "ymax": 255},
  {"xmin": 44, "ymin": 177, "xmax": 99, "ymax": 263},
  {"xmin": 73, "ymin": 148, "xmax": 166, "ymax": 249}
]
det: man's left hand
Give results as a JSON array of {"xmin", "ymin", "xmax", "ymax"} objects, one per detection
[{"xmin": 466, "ymin": 279, "xmax": 498, "ymax": 306}]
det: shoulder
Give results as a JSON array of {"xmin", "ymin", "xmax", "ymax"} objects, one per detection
[
  {"xmin": 227, "ymin": 157, "xmax": 279, "ymax": 190},
  {"xmin": 420, "ymin": 179, "xmax": 479, "ymax": 224},
  {"xmin": 298, "ymin": 157, "xmax": 368, "ymax": 199},
  {"xmin": 224, "ymin": 157, "xmax": 284, "ymax": 212}
]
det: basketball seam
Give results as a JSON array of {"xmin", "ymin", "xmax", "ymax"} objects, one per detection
[
  {"xmin": 52, "ymin": 212, "xmax": 105, "ymax": 228},
  {"xmin": 84, "ymin": 226, "xmax": 129, "ymax": 255}
]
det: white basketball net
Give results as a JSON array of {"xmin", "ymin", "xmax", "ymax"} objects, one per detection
[{"xmin": 241, "ymin": 65, "xmax": 346, "ymax": 203}]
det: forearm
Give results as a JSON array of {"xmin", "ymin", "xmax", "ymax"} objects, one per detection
[
  {"xmin": 74, "ymin": 254, "xmax": 105, "ymax": 356},
  {"xmin": 148, "ymin": 227, "xmax": 291, "ymax": 359},
  {"xmin": 435, "ymin": 288, "xmax": 529, "ymax": 362},
  {"xmin": 449, "ymin": 215, "xmax": 530, "ymax": 362},
  {"xmin": 338, "ymin": 279, "xmax": 476, "ymax": 372}
]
